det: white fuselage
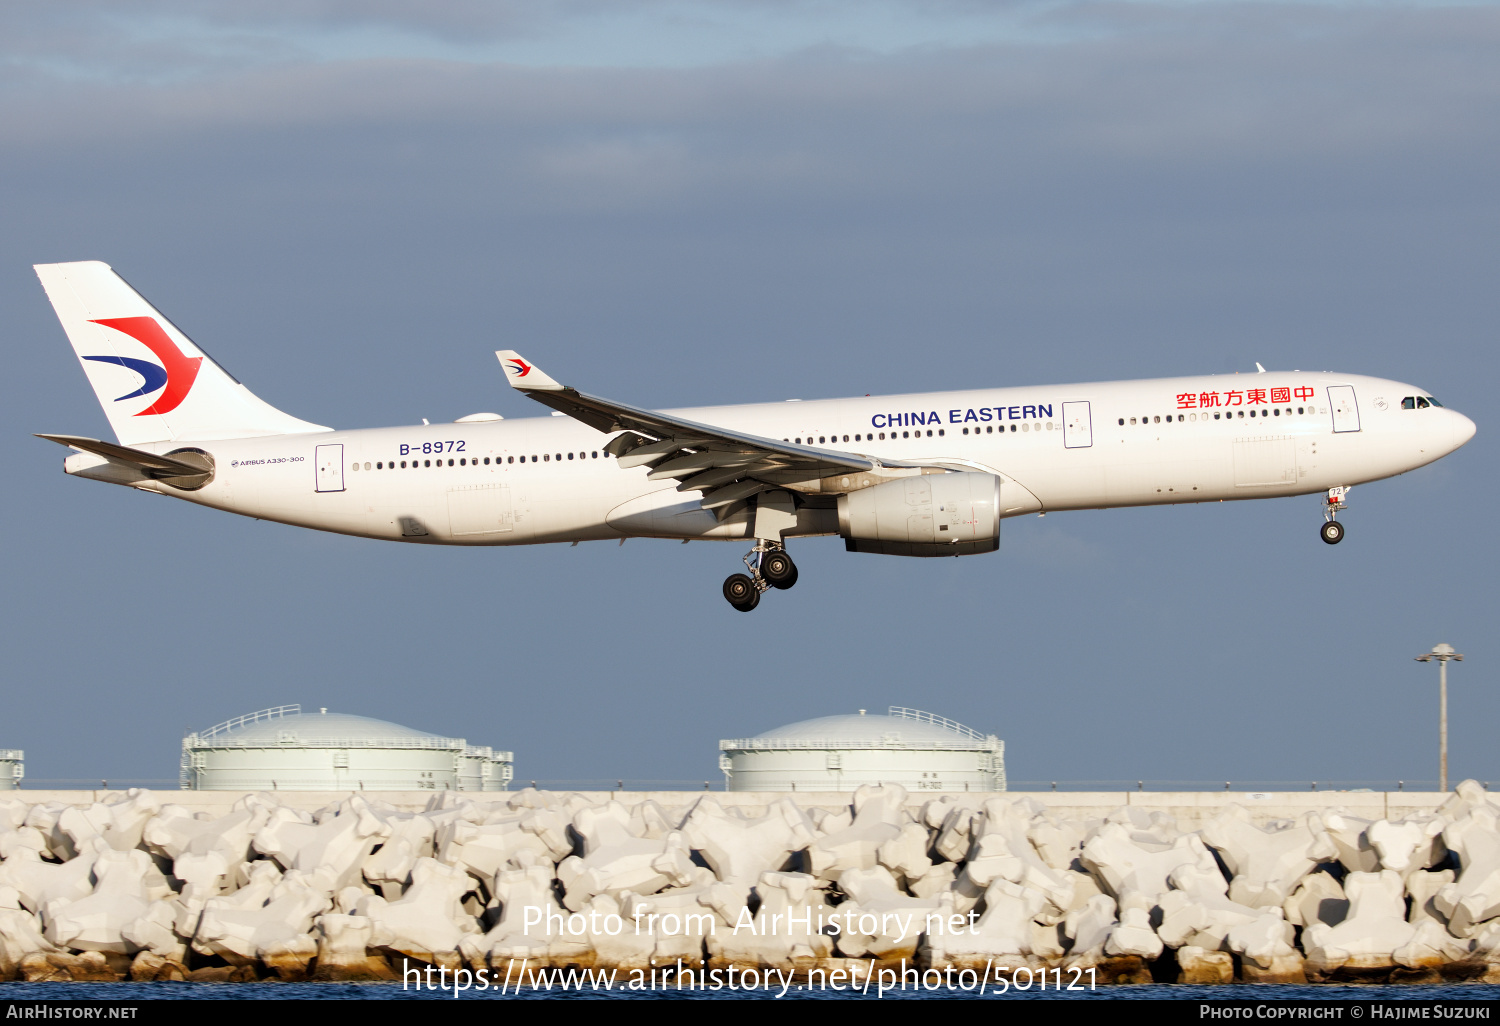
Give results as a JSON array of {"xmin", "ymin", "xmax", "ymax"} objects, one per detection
[{"xmin": 89, "ymin": 371, "xmax": 1475, "ymax": 546}]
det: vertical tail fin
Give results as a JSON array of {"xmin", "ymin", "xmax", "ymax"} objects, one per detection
[{"xmin": 35, "ymin": 261, "xmax": 329, "ymax": 446}]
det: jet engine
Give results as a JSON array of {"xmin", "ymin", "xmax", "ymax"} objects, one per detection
[{"xmin": 837, "ymin": 472, "xmax": 1001, "ymax": 556}]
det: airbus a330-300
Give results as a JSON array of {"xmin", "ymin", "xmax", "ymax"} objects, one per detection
[{"xmin": 35, "ymin": 261, "xmax": 1476, "ymax": 611}]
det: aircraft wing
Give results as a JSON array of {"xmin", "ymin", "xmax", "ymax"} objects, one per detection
[{"xmin": 496, "ymin": 350, "xmax": 925, "ymax": 515}]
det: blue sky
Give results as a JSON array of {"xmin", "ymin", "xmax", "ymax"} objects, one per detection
[{"xmin": 2, "ymin": 0, "xmax": 1496, "ymax": 789}]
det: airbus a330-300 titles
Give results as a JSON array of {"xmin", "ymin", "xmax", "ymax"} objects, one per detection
[{"xmin": 35, "ymin": 261, "xmax": 1476, "ymax": 611}]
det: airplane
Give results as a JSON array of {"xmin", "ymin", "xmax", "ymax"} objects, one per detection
[{"xmin": 34, "ymin": 260, "xmax": 1476, "ymax": 611}]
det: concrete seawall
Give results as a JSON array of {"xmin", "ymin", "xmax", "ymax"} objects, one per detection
[{"xmin": 14, "ymin": 789, "xmax": 1451, "ymax": 826}]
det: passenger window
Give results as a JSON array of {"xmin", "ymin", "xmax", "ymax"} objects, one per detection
[
  {"xmin": 567, "ymin": 452, "xmax": 574, "ymax": 460},
  {"xmin": 1118, "ymin": 419, "xmax": 1124, "ymax": 426},
  {"xmin": 1129, "ymin": 417, "xmax": 1137, "ymax": 425},
  {"xmin": 843, "ymin": 435, "xmax": 849, "ymax": 442},
  {"xmin": 376, "ymin": 462, "xmax": 383, "ymax": 469}
]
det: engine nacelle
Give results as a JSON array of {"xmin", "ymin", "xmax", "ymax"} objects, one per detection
[{"xmin": 837, "ymin": 472, "xmax": 1001, "ymax": 557}]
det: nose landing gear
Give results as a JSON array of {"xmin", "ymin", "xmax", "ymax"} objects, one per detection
[
  {"xmin": 1320, "ymin": 487, "xmax": 1350, "ymax": 545},
  {"xmin": 722, "ymin": 543, "xmax": 797, "ymax": 611}
]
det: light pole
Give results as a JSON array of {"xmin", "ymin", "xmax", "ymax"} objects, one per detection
[{"xmin": 1414, "ymin": 643, "xmax": 1463, "ymax": 793}]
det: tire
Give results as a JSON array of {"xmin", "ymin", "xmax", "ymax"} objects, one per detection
[
  {"xmin": 762, "ymin": 551, "xmax": 798, "ymax": 590},
  {"xmin": 1320, "ymin": 521, "xmax": 1345, "ymax": 545},
  {"xmin": 723, "ymin": 573, "xmax": 759, "ymax": 610}
]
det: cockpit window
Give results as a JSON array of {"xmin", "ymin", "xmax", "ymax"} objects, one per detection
[
  {"xmin": 1426, "ymin": 396, "xmax": 1444, "ymax": 407},
  {"xmin": 1416, "ymin": 397, "xmax": 1431, "ymax": 409},
  {"xmin": 1401, "ymin": 397, "xmax": 1416, "ymax": 410}
]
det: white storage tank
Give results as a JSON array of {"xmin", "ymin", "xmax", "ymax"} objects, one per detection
[
  {"xmin": 180, "ymin": 705, "xmax": 512, "ymax": 791},
  {"xmin": 0, "ymin": 749, "xmax": 21, "ymax": 791},
  {"xmin": 719, "ymin": 707, "xmax": 1004, "ymax": 793}
]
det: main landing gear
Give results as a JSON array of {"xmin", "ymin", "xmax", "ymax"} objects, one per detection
[
  {"xmin": 723, "ymin": 542, "xmax": 798, "ymax": 612},
  {"xmin": 1320, "ymin": 487, "xmax": 1350, "ymax": 545}
]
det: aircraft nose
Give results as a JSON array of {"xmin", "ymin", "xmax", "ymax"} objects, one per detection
[{"xmin": 1450, "ymin": 411, "xmax": 1476, "ymax": 451}]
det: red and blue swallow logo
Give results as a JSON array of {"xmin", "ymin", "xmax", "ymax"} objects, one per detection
[
  {"xmin": 507, "ymin": 358, "xmax": 532, "ymax": 378},
  {"xmin": 82, "ymin": 317, "xmax": 202, "ymax": 416}
]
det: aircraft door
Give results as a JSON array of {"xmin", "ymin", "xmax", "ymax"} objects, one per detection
[
  {"xmin": 314, "ymin": 444, "xmax": 345, "ymax": 492},
  {"xmin": 1063, "ymin": 401, "xmax": 1093, "ymax": 448},
  {"xmin": 1328, "ymin": 385, "xmax": 1361, "ymax": 433}
]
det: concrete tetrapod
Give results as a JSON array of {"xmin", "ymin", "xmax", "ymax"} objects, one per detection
[
  {"xmin": 830, "ymin": 865, "xmax": 942, "ymax": 962},
  {"xmin": 43, "ymin": 849, "xmax": 164, "ymax": 955},
  {"xmin": 679, "ymin": 797, "xmax": 815, "ymax": 887},
  {"xmin": 355, "ymin": 858, "xmax": 478, "ymax": 971},
  {"xmin": 1436, "ymin": 805, "xmax": 1500, "ymax": 937},
  {"xmin": 1200, "ymin": 807, "xmax": 1339, "ymax": 908},
  {"xmin": 1302, "ymin": 870, "xmax": 1418, "ymax": 979},
  {"xmin": 707, "ymin": 871, "xmax": 834, "ymax": 971},
  {"xmin": 193, "ymin": 867, "xmax": 329, "ymax": 978}
]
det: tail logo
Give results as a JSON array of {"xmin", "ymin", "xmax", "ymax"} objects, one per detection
[
  {"xmin": 82, "ymin": 317, "xmax": 203, "ymax": 416},
  {"xmin": 507, "ymin": 358, "xmax": 532, "ymax": 378}
]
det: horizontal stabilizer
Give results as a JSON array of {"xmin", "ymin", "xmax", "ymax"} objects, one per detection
[{"xmin": 36, "ymin": 433, "xmax": 210, "ymax": 479}]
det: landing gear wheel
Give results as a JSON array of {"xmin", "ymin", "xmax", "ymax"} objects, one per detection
[
  {"xmin": 1320, "ymin": 521, "xmax": 1345, "ymax": 545},
  {"xmin": 762, "ymin": 551, "xmax": 798, "ymax": 590},
  {"xmin": 723, "ymin": 573, "xmax": 761, "ymax": 611}
]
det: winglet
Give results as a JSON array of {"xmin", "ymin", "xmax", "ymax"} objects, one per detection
[{"xmin": 496, "ymin": 350, "xmax": 564, "ymax": 392}]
